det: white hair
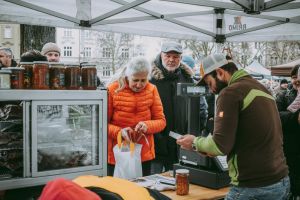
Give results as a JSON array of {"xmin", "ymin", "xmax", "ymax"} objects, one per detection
[{"xmin": 107, "ymin": 56, "xmax": 151, "ymax": 92}]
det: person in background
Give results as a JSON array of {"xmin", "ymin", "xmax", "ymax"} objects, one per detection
[
  {"xmin": 276, "ymin": 65, "xmax": 300, "ymax": 199},
  {"xmin": 20, "ymin": 49, "xmax": 48, "ymax": 62},
  {"xmin": 0, "ymin": 47, "xmax": 17, "ymax": 69},
  {"xmin": 106, "ymin": 56, "xmax": 166, "ymax": 176},
  {"xmin": 182, "ymin": 55, "xmax": 208, "ymax": 134},
  {"xmin": 177, "ymin": 54, "xmax": 289, "ymax": 199},
  {"xmin": 287, "ymin": 67, "xmax": 300, "ymax": 114},
  {"xmin": 275, "ymin": 79, "xmax": 289, "ymax": 98},
  {"xmin": 150, "ymin": 42, "xmax": 194, "ymax": 174},
  {"xmin": 41, "ymin": 42, "xmax": 61, "ymax": 62}
]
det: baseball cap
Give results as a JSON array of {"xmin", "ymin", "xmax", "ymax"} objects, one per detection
[
  {"xmin": 197, "ymin": 54, "xmax": 229, "ymax": 86},
  {"xmin": 161, "ymin": 41, "xmax": 183, "ymax": 54}
]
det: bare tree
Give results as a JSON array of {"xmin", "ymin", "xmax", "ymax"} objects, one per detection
[
  {"xmin": 180, "ymin": 39, "xmax": 216, "ymax": 61},
  {"xmin": 96, "ymin": 32, "xmax": 134, "ymax": 74},
  {"xmin": 20, "ymin": 25, "xmax": 55, "ymax": 54}
]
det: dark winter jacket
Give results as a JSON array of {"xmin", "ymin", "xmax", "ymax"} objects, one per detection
[
  {"xmin": 150, "ymin": 54, "xmax": 194, "ymax": 163},
  {"xmin": 276, "ymin": 88, "xmax": 300, "ymax": 196}
]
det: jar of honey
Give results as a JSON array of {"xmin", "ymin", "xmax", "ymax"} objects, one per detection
[
  {"xmin": 49, "ymin": 63, "xmax": 65, "ymax": 89},
  {"xmin": 81, "ymin": 64, "xmax": 97, "ymax": 90},
  {"xmin": 7, "ymin": 67, "xmax": 25, "ymax": 89},
  {"xmin": 175, "ymin": 169, "xmax": 189, "ymax": 195},
  {"xmin": 20, "ymin": 62, "xmax": 33, "ymax": 89},
  {"xmin": 0, "ymin": 70, "xmax": 11, "ymax": 89},
  {"xmin": 32, "ymin": 61, "xmax": 49, "ymax": 89},
  {"xmin": 65, "ymin": 64, "xmax": 81, "ymax": 90}
]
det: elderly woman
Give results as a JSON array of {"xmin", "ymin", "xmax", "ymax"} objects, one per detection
[{"xmin": 107, "ymin": 56, "xmax": 166, "ymax": 176}]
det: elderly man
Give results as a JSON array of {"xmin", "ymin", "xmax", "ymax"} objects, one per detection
[
  {"xmin": 177, "ymin": 54, "xmax": 289, "ymax": 199},
  {"xmin": 150, "ymin": 41, "xmax": 194, "ymax": 174},
  {"xmin": 41, "ymin": 42, "xmax": 61, "ymax": 62},
  {"xmin": 0, "ymin": 47, "xmax": 17, "ymax": 69}
]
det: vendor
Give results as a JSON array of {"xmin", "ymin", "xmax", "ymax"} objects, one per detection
[{"xmin": 177, "ymin": 54, "xmax": 289, "ymax": 199}]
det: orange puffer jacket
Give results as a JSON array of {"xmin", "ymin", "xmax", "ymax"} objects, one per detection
[{"xmin": 107, "ymin": 81, "xmax": 166, "ymax": 164}]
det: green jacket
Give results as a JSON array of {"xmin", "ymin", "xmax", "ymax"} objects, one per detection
[{"xmin": 194, "ymin": 69, "xmax": 288, "ymax": 187}]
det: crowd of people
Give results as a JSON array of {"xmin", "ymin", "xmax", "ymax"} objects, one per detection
[{"xmin": 1, "ymin": 41, "xmax": 300, "ymax": 200}]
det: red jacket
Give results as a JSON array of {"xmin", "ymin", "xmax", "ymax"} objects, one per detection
[{"xmin": 107, "ymin": 82, "xmax": 166, "ymax": 164}]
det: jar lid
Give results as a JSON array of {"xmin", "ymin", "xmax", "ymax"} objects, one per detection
[
  {"xmin": 0, "ymin": 69, "xmax": 12, "ymax": 74},
  {"xmin": 33, "ymin": 61, "xmax": 49, "ymax": 64},
  {"xmin": 176, "ymin": 169, "xmax": 189, "ymax": 174},
  {"xmin": 50, "ymin": 62, "xmax": 65, "ymax": 67},
  {"xmin": 6, "ymin": 67, "xmax": 25, "ymax": 71},
  {"xmin": 65, "ymin": 65, "xmax": 80, "ymax": 68},
  {"xmin": 81, "ymin": 65, "xmax": 96, "ymax": 68},
  {"xmin": 20, "ymin": 62, "xmax": 33, "ymax": 65}
]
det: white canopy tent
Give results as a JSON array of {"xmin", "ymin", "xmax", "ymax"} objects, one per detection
[
  {"xmin": 1, "ymin": 0, "xmax": 300, "ymax": 43},
  {"xmin": 245, "ymin": 60, "xmax": 271, "ymax": 75}
]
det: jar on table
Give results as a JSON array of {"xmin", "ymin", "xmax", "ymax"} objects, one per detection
[
  {"xmin": 20, "ymin": 62, "xmax": 33, "ymax": 89},
  {"xmin": 7, "ymin": 67, "xmax": 25, "ymax": 89},
  {"xmin": 81, "ymin": 64, "xmax": 97, "ymax": 90},
  {"xmin": 65, "ymin": 64, "xmax": 81, "ymax": 90},
  {"xmin": 32, "ymin": 61, "xmax": 49, "ymax": 89},
  {"xmin": 0, "ymin": 70, "xmax": 11, "ymax": 89},
  {"xmin": 175, "ymin": 169, "xmax": 189, "ymax": 195},
  {"xmin": 49, "ymin": 63, "xmax": 65, "ymax": 89}
]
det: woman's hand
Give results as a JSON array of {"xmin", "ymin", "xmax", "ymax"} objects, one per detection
[
  {"xmin": 134, "ymin": 122, "xmax": 148, "ymax": 134},
  {"xmin": 121, "ymin": 127, "xmax": 134, "ymax": 142}
]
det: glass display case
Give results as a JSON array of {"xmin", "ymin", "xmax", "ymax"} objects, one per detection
[{"xmin": 0, "ymin": 90, "xmax": 107, "ymax": 190}]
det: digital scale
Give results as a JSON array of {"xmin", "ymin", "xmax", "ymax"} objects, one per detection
[{"xmin": 174, "ymin": 83, "xmax": 230, "ymax": 189}]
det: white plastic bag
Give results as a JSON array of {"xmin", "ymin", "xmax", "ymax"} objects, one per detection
[{"xmin": 113, "ymin": 143, "xmax": 143, "ymax": 180}]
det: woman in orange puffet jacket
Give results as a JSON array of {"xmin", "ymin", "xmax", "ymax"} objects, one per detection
[{"xmin": 106, "ymin": 56, "xmax": 166, "ymax": 176}]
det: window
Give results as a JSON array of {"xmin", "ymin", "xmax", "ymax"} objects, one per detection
[
  {"xmin": 83, "ymin": 47, "xmax": 91, "ymax": 57},
  {"xmin": 63, "ymin": 46, "xmax": 72, "ymax": 57},
  {"xmin": 84, "ymin": 30, "xmax": 91, "ymax": 39},
  {"xmin": 102, "ymin": 48, "xmax": 111, "ymax": 58},
  {"xmin": 102, "ymin": 66, "xmax": 111, "ymax": 76},
  {"xmin": 121, "ymin": 48, "xmax": 129, "ymax": 58},
  {"xmin": 64, "ymin": 29, "xmax": 72, "ymax": 37},
  {"xmin": 4, "ymin": 26, "xmax": 12, "ymax": 39}
]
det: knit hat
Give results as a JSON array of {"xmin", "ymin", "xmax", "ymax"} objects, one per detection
[
  {"xmin": 280, "ymin": 79, "xmax": 288, "ymax": 85},
  {"xmin": 182, "ymin": 55, "xmax": 195, "ymax": 68},
  {"xmin": 39, "ymin": 178, "xmax": 101, "ymax": 200},
  {"xmin": 41, "ymin": 42, "xmax": 61, "ymax": 55}
]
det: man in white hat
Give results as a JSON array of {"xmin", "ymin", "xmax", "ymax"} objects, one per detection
[
  {"xmin": 177, "ymin": 54, "xmax": 290, "ymax": 199},
  {"xmin": 41, "ymin": 42, "xmax": 61, "ymax": 62}
]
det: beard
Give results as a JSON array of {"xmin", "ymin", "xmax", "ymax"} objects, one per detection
[
  {"xmin": 215, "ymin": 77, "xmax": 228, "ymax": 94},
  {"xmin": 162, "ymin": 60, "xmax": 180, "ymax": 72}
]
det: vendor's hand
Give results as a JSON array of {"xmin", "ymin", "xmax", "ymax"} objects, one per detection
[
  {"xmin": 176, "ymin": 134, "xmax": 195, "ymax": 151},
  {"xmin": 134, "ymin": 122, "xmax": 148, "ymax": 134},
  {"xmin": 121, "ymin": 127, "xmax": 134, "ymax": 142}
]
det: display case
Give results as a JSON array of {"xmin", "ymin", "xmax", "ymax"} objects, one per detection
[{"xmin": 0, "ymin": 90, "xmax": 107, "ymax": 190}]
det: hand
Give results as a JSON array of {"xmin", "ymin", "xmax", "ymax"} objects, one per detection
[
  {"xmin": 134, "ymin": 122, "xmax": 148, "ymax": 134},
  {"xmin": 298, "ymin": 112, "xmax": 300, "ymax": 125},
  {"xmin": 176, "ymin": 134, "xmax": 195, "ymax": 151},
  {"xmin": 121, "ymin": 127, "xmax": 134, "ymax": 142}
]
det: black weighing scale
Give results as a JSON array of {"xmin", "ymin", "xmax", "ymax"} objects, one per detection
[{"xmin": 174, "ymin": 83, "xmax": 230, "ymax": 189}]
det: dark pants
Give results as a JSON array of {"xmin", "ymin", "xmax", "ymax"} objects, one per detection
[{"xmin": 107, "ymin": 160, "xmax": 152, "ymax": 177}]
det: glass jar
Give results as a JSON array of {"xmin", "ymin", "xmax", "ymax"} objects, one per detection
[
  {"xmin": 0, "ymin": 70, "xmax": 11, "ymax": 89},
  {"xmin": 20, "ymin": 62, "xmax": 33, "ymax": 89},
  {"xmin": 7, "ymin": 67, "xmax": 25, "ymax": 89},
  {"xmin": 81, "ymin": 64, "xmax": 97, "ymax": 90},
  {"xmin": 32, "ymin": 61, "xmax": 49, "ymax": 89},
  {"xmin": 176, "ymin": 169, "xmax": 189, "ymax": 195},
  {"xmin": 49, "ymin": 63, "xmax": 65, "ymax": 89},
  {"xmin": 65, "ymin": 64, "xmax": 81, "ymax": 90}
]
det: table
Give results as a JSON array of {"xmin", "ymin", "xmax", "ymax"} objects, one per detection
[
  {"xmin": 160, "ymin": 172, "xmax": 229, "ymax": 200},
  {"xmin": 161, "ymin": 184, "xmax": 229, "ymax": 200}
]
